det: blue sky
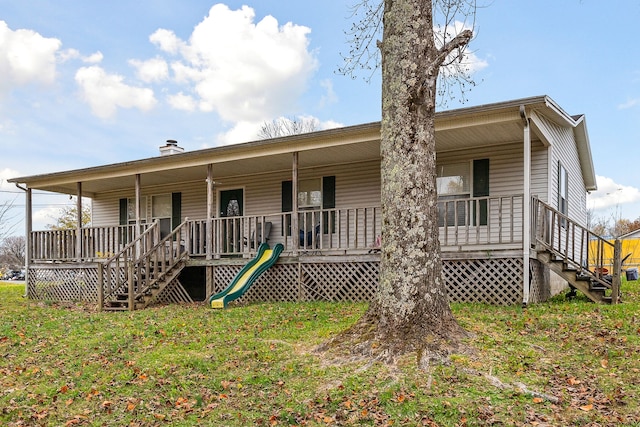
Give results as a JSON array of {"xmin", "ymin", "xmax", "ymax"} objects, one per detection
[{"xmin": 1, "ymin": 1, "xmax": 640, "ymax": 234}]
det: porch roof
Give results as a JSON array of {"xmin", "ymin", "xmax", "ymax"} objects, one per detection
[{"xmin": 9, "ymin": 95, "xmax": 596, "ymax": 196}]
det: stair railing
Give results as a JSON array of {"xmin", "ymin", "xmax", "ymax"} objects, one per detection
[
  {"xmin": 97, "ymin": 220, "xmax": 191, "ymax": 311},
  {"xmin": 129, "ymin": 219, "xmax": 190, "ymax": 307},
  {"xmin": 97, "ymin": 221, "xmax": 160, "ymax": 310},
  {"xmin": 531, "ymin": 198, "xmax": 621, "ymax": 300}
]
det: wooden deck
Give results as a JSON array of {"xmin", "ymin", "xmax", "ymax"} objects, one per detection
[
  {"xmin": 28, "ymin": 195, "xmax": 526, "ymax": 262},
  {"xmin": 23, "ymin": 196, "xmax": 622, "ymax": 308}
]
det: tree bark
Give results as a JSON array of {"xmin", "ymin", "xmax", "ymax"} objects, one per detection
[{"xmin": 321, "ymin": 0, "xmax": 473, "ymax": 366}]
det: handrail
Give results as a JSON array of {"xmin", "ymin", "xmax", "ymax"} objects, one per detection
[
  {"xmin": 532, "ymin": 197, "xmax": 621, "ymax": 297},
  {"xmin": 131, "ymin": 219, "xmax": 190, "ymax": 300},
  {"xmin": 98, "ymin": 221, "xmax": 160, "ymax": 308},
  {"xmin": 98, "ymin": 220, "xmax": 190, "ymax": 310}
]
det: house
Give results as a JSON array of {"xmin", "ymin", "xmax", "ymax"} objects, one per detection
[{"xmin": 9, "ymin": 95, "xmax": 623, "ymax": 310}]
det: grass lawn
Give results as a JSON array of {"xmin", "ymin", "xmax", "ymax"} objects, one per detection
[{"xmin": 1, "ymin": 279, "xmax": 639, "ymax": 426}]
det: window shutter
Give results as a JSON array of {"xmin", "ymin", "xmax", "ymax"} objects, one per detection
[
  {"xmin": 473, "ymin": 159, "xmax": 489, "ymax": 226},
  {"xmin": 281, "ymin": 181, "xmax": 292, "ymax": 236},
  {"xmin": 119, "ymin": 198, "xmax": 127, "ymax": 225},
  {"xmin": 281, "ymin": 181, "xmax": 293, "ymax": 212},
  {"xmin": 322, "ymin": 176, "xmax": 336, "ymax": 234},
  {"xmin": 172, "ymin": 192, "xmax": 182, "ymax": 230}
]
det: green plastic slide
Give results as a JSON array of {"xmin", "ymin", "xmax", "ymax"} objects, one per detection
[{"xmin": 209, "ymin": 243, "xmax": 284, "ymax": 309}]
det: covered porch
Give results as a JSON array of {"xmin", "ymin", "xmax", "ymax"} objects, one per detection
[
  {"xmin": 27, "ymin": 194, "xmax": 525, "ymax": 262},
  {"xmin": 11, "ymin": 96, "xmax": 607, "ymax": 307}
]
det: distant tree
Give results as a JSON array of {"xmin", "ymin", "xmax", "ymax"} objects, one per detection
[
  {"xmin": 47, "ymin": 202, "xmax": 91, "ymax": 230},
  {"xmin": 0, "ymin": 235, "xmax": 25, "ymax": 270},
  {"xmin": 590, "ymin": 221, "xmax": 608, "ymax": 237},
  {"xmin": 0, "ymin": 197, "xmax": 18, "ymax": 241},
  {"xmin": 613, "ymin": 218, "xmax": 640, "ymax": 237},
  {"xmin": 258, "ymin": 116, "xmax": 319, "ymax": 139}
]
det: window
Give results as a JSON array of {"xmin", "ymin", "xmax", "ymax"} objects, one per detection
[
  {"xmin": 119, "ymin": 193, "xmax": 181, "ymax": 239},
  {"xmin": 281, "ymin": 176, "xmax": 336, "ymax": 236},
  {"xmin": 558, "ymin": 162, "xmax": 568, "ymax": 225},
  {"xmin": 437, "ymin": 163, "xmax": 470, "ymax": 196},
  {"xmin": 298, "ymin": 178, "xmax": 322, "ymax": 209},
  {"xmin": 152, "ymin": 194, "xmax": 172, "ymax": 238},
  {"xmin": 436, "ymin": 160, "xmax": 489, "ymax": 227},
  {"xmin": 437, "ymin": 162, "xmax": 470, "ymax": 227},
  {"xmin": 126, "ymin": 197, "xmax": 147, "ymax": 224}
]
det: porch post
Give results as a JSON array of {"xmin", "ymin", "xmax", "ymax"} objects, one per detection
[
  {"xmin": 135, "ymin": 174, "xmax": 141, "ymax": 257},
  {"xmin": 206, "ymin": 164, "xmax": 214, "ymax": 260},
  {"xmin": 612, "ymin": 239, "xmax": 621, "ymax": 304},
  {"xmin": 135, "ymin": 174, "xmax": 141, "ymax": 231},
  {"xmin": 76, "ymin": 182, "xmax": 83, "ymax": 261},
  {"xmin": 292, "ymin": 152, "xmax": 299, "ymax": 256},
  {"xmin": 521, "ymin": 106, "xmax": 531, "ymax": 305},
  {"xmin": 24, "ymin": 187, "xmax": 32, "ymax": 298}
]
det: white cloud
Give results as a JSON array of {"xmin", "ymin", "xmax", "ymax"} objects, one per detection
[
  {"xmin": 436, "ymin": 21, "xmax": 488, "ymax": 77},
  {"xmin": 618, "ymin": 98, "xmax": 639, "ymax": 110},
  {"xmin": 0, "ymin": 20, "xmax": 61, "ymax": 96},
  {"xmin": 215, "ymin": 121, "xmax": 264, "ymax": 145},
  {"xmin": 75, "ymin": 66, "xmax": 157, "ymax": 119},
  {"xmin": 215, "ymin": 114, "xmax": 343, "ymax": 146},
  {"xmin": 83, "ymin": 51, "xmax": 104, "ymax": 64},
  {"xmin": 318, "ymin": 79, "xmax": 338, "ymax": 108},
  {"xmin": 148, "ymin": 4, "xmax": 318, "ymax": 123},
  {"xmin": 587, "ymin": 175, "xmax": 640, "ymax": 212},
  {"xmin": 0, "ymin": 168, "xmax": 21, "ymax": 189},
  {"xmin": 0, "ymin": 118, "xmax": 16, "ymax": 135},
  {"xmin": 319, "ymin": 119, "xmax": 344, "ymax": 130},
  {"xmin": 129, "ymin": 57, "xmax": 169, "ymax": 82},
  {"xmin": 167, "ymin": 91, "xmax": 197, "ymax": 111},
  {"xmin": 57, "ymin": 49, "xmax": 102, "ymax": 64},
  {"xmin": 149, "ymin": 28, "xmax": 184, "ymax": 55}
]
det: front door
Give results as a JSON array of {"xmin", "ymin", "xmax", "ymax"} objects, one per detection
[{"xmin": 219, "ymin": 189, "xmax": 244, "ymax": 253}]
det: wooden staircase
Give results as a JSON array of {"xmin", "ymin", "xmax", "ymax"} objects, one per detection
[
  {"xmin": 98, "ymin": 220, "xmax": 191, "ymax": 311},
  {"xmin": 103, "ymin": 258, "xmax": 187, "ymax": 311},
  {"xmin": 532, "ymin": 199, "xmax": 622, "ymax": 304},
  {"xmin": 536, "ymin": 251, "xmax": 616, "ymax": 303}
]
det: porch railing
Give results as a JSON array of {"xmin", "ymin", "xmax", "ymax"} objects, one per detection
[
  {"xmin": 97, "ymin": 220, "xmax": 190, "ymax": 309},
  {"xmin": 532, "ymin": 197, "xmax": 621, "ymax": 301},
  {"xmin": 29, "ymin": 223, "xmax": 152, "ymax": 261},
  {"xmin": 185, "ymin": 206, "xmax": 382, "ymax": 256},
  {"xmin": 438, "ymin": 194, "xmax": 524, "ymax": 248},
  {"xmin": 29, "ymin": 195, "xmax": 526, "ymax": 261}
]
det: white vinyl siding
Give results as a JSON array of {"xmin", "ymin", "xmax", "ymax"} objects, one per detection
[
  {"xmin": 90, "ymin": 160, "xmax": 382, "ymax": 227},
  {"xmin": 543, "ymin": 118, "xmax": 588, "ymax": 227},
  {"xmin": 437, "ymin": 141, "xmax": 547, "ymax": 198}
]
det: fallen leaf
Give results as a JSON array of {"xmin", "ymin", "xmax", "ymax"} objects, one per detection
[
  {"xmin": 600, "ymin": 359, "xmax": 609, "ymax": 368},
  {"xmin": 579, "ymin": 404, "xmax": 593, "ymax": 411},
  {"xmin": 567, "ymin": 377, "xmax": 581, "ymax": 385},
  {"xmin": 532, "ymin": 397, "xmax": 544, "ymax": 404}
]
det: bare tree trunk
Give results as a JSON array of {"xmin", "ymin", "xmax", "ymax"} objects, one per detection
[
  {"xmin": 321, "ymin": 0, "xmax": 472, "ymax": 366},
  {"xmin": 376, "ymin": 0, "xmax": 467, "ymax": 363}
]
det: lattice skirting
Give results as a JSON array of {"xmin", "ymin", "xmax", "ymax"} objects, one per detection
[
  {"xmin": 528, "ymin": 259, "xmax": 550, "ymax": 303},
  {"xmin": 29, "ymin": 257, "xmax": 541, "ymax": 306},
  {"xmin": 27, "ymin": 265, "xmax": 193, "ymax": 306},
  {"xmin": 211, "ymin": 257, "xmax": 528, "ymax": 306},
  {"xmin": 443, "ymin": 258, "xmax": 524, "ymax": 305},
  {"xmin": 211, "ymin": 261, "xmax": 380, "ymax": 304},
  {"xmin": 27, "ymin": 265, "xmax": 99, "ymax": 302}
]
